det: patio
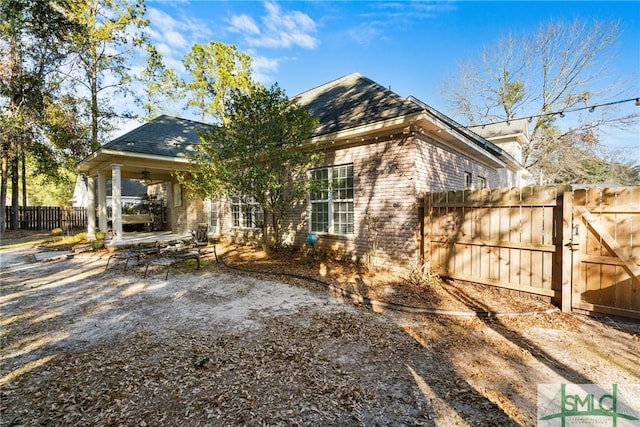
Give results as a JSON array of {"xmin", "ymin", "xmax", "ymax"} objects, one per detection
[{"xmin": 104, "ymin": 230, "xmax": 193, "ymax": 249}]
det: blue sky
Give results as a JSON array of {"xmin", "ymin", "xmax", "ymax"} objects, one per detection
[{"xmin": 138, "ymin": 0, "xmax": 640, "ymax": 161}]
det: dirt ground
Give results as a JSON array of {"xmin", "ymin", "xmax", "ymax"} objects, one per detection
[{"xmin": 1, "ymin": 235, "xmax": 639, "ymax": 426}]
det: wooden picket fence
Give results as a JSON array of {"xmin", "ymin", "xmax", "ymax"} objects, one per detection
[
  {"xmin": 424, "ymin": 186, "xmax": 639, "ymax": 319},
  {"xmin": 4, "ymin": 206, "xmax": 88, "ymax": 231}
]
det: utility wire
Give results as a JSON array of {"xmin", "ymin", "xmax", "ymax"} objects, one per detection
[{"xmin": 474, "ymin": 97, "xmax": 640, "ymax": 128}]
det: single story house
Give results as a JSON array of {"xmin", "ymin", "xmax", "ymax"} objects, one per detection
[{"xmin": 77, "ymin": 73, "xmax": 529, "ymax": 268}]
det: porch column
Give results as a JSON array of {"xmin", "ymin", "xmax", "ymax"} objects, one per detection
[
  {"xmin": 87, "ymin": 174, "xmax": 96, "ymax": 238},
  {"xmin": 111, "ymin": 163, "xmax": 123, "ymax": 241},
  {"xmin": 97, "ymin": 171, "xmax": 108, "ymax": 232}
]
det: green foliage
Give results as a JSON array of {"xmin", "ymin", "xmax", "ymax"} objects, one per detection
[
  {"xmin": 1, "ymin": 0, "xmax": 81, "ymax": 229},
  {"xmin": 182, "ymin": 83, "xmax": 319, "ymax": 247},
  {"xmin": 137, "ymin": 43, "xmax": 179, "ymax": 120},
  {"xmin": 181, "ymin": 41, "xmax": 253, "ymax": 124},
  {"xmin": 5, "ymin": 157, "xmax": 76, "ymax": 206},
  {"xmin": 65, "ymin": 0, "xmax": 148, "ymax": 149}
]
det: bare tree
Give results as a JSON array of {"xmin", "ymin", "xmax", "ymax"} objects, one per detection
[{"xmin": 444, "ymin": 19, "xmax": 638, "ymax": 183}]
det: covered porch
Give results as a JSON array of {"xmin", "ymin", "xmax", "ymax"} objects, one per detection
[{"xmin": 76, "ymin": 115, "xmax": 212, "ymax": 243}]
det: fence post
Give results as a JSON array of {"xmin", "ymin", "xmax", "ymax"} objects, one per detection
[{"xmin": 561, "ymin": 190, "xmax": 574, "ymax": 313}]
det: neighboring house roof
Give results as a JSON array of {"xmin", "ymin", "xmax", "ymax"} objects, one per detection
[
  {"xmin": 69, "ymin": 177, "xmax": 146, "ymax": 207},
  {"xmin": 102, "ymin": 115, "xmax": 210, "ymax": 158},
  {"xmin": 105, "ymin": 179, "xmax": 146, "ymax": 197},
  {"xmin": 294, "ymin": 73, "xmax": 423, "ymax": 137},
  {"xmin": 406, "ymin": 95, "xmax": 505, "ymax": 159},
  {"xmin": 468, "ymin": 119, "xmax": 530, "ymax": 146}
]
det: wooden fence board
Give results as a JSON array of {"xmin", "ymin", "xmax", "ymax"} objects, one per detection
[
  {"xmin": 425, "ymin": 186, "xmax": 561, "ymax": 299},
  {"xmin": 424, "ymin": 185, "xmax": 639, "ymax": 319},
  {"xmin": 577, "ymin": 206, "xmax": 640, "ymax": 287},
  {"xmin": 561, "ymin": 191, "xmax": 574, "ymax": 312},
  {"xmin": 4, "ymin": 206, "xmax": 88, "ymax": 231}
]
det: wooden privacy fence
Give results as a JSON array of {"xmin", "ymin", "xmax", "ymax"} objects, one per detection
[
  {"xmin": 566, "ymin": 187, "xmax": 640, "ymax": 319},
  {"xmin": 424, "ymin": 185, "xmax": 639, "ymax": 320},
  {"xmin": 4, "ymin": 206, "xmax": 88, "ymax": 231}
]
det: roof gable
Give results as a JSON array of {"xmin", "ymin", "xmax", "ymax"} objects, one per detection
[
  {"xmin": 103, "ymin": 115, "xmax": 211, "ymax": 158},
  {"xmin": 469, "ymin": 119, "xmax": 530, "ymax": 146},
  {"xmin": 294, "ymin": 73, "xmax": 423, "ymax": 137}
]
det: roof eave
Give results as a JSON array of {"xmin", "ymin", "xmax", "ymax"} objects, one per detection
[
  {"xmin": 78, "ymin": 148, "xmax": 192, "ymax": 174},
  {"xmin": 306, "ymin": 111, "xmax": 424, "ymax": 145}
]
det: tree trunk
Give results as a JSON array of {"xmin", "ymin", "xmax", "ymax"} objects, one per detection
[
  {"xmin": 89, "ymin": 36, "xmax": 100, "ymax": 151},
  {"xmin": 10, "ymin": 148, "xmax": 19, "ymax": 230},
  {"xmin": 20, "ymin": 149, "xmax": 26, "ymax": 229},
  {"xmin": 0, "ymin": 153, "xmax": 7, "ymax": 233},
  {"xmin": 271, "ymin": 211, "xmax": 281, "ymax": 247},
  {"xmin": 21, "ymin": 149, "xmax": 26, "ymax": 207},
  {"xmin": 91, "ymin": 66, "xmax": 99, "ymax": 150}
]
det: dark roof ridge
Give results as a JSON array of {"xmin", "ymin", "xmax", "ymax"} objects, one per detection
[
  {"xmin": 293, "ymin": 72, "xmax": 363, "ymax": 99},
  {"xmin": 295, "ymin": 73, "xmax": 423, "ymax": 137},
  {"xmin": 153, "ymin": 114, "xmax": 210, "ymax": 127}
]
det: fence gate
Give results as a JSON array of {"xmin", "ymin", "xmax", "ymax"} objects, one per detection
[
  {"xmin": 424, "ymin": 186, "xmax": 567, "ymax": 303},
  {"xmin": 565, "ymin": 187, "xmax": 640, "ymax": 319}
]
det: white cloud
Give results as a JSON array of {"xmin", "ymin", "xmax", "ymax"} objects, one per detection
[
  {"xmin": 164, "ymin": 30, "xmax": 188, "ymax": 49},
  {"xmin": 229, "ymin": 1, "xmax": 318, "ymax": 49},
  {"xmin": 346, "ymin": 1, "xmax": 456, "ymax": 45},
  {"xmin": 251, "ymin": 54, "xmax": 280, "ymax": 84},
  {"xmin": 230, "ymin": 14, "xmax": 261, "ymax": 35},
  {"xmin": 146, "ymin": 7, "xmax": 212, "ymax": 58},
  {"xmin": 347, "ymin": 23, "xmax": 386, "ymax": 46}
]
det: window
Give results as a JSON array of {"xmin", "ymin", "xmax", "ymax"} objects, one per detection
[
  {"xmin": 310, "ymin": 164, "xmax": 354, "ymax": 234},
  {"xmin": 477, "ymin": 176, "xmax": 487, "ymax": 190},
  {"xmin": 231, "ymin": 196, "xmax": 263, "ymax": 229},
  {"xmin": 207, "ymin": 199, "xmax": 218, "ymax": 233},
  {"xmin": 173, "ymin": 183, "xmax": 182, "ymax": 207},
  {"xmin": 464, "ymin": 172, "xmax": 472, "ymax": 189}
]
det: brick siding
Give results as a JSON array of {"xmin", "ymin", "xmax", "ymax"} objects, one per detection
[{"xmin": 212, "ymin": 133, "xmax": 521, "ymax": 270}]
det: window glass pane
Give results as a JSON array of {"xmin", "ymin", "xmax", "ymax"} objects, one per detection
[
  {"xmin": 333, "ymin": 201, "xmax": 353, "ymax": 234},
  {"xmin": 208, "ymin": 200, "xmax": 217, "ymax": 232},
  {"xmin": 311, "ymin": 202, "xmax": 329, "ymax": 232},
  {"xmin": 242, "ymin": 203, "xmax": 252, "ymax": 228},
  {"xmin": 477, "ymin": 176, "xmax": 486, "ymax": 190},
  {"xmin": 464, "ymin": 172, "xmax": 472, "ymax": 189},
  {"xmin": 231, "ymin": 200, "xmax": 241, "ymax": 227},
  {"xmin": 252, "ymin": 204, "xmax": 264, "ymax": 228},
  {"xmin": 333, "ymin": 165, "xmax": 353, "ymax": 201},
  {"xmin": 310, "ymin": 168, "xmax": 329, "ymax": 200}
]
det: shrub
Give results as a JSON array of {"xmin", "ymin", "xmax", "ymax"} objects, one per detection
[{"xmin": 91, "ymin": 239, "xmax": 105, "ymax": 249}]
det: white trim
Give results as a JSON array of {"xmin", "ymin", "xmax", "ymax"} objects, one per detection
[{"xmin": 309, "ymin": 164, "xmax": 354, "ymax": 235}]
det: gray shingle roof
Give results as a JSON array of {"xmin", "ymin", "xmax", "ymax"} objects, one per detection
[
  {"xmin": 406, "ymin": 96, "xmax": 504, "ymax": 158},
  {"xmin": 103, "ymin": 115, "xmax": 211, "ymax": 158},
  {"xmin": 294, "ymin": 73, "xmax": 424, "ymax": 137}
]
